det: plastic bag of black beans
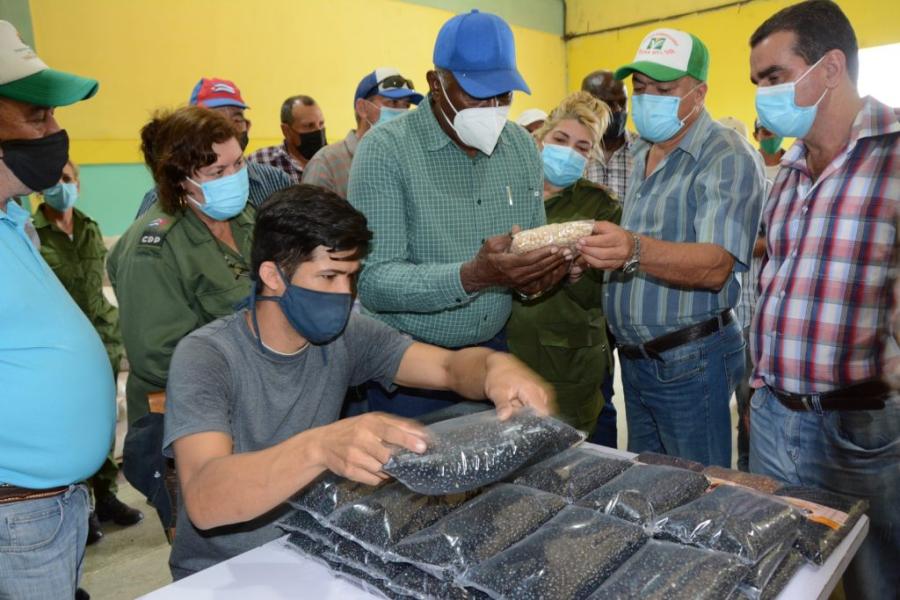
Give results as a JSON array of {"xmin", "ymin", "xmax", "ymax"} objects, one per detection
[
  {"xmin": 277, "ymin": 509, "xmax": 340, "ymax": 549},
  {"xmin": 510, "ymin": 446, "xmax": 632, "ymax": 502},
  {"xmin": 774, "ymin": 485, "xmax": 868, "ymax": 565},
  {"xmin": 458, "ymin": 505, "xmax": 647, "ymax": 600},
  {"xmin": 586, "ymin": 540, "xmax": 749, "ymax": 600},
  {"xmin": 654, "ymin": 485, "xmax": 800, "ymax": 563},
  {"xmin": 759, "ymin": 548, "xmax": 805, "ymax": 600},
  {"xmin": 289, "ymin": 472, "xmax": 379, "ymax": 520},
  {"xmin": 283, "ymin": 531, "xmax": 334, "ymax": 568},
  {"xmin": 388, "ymin": 566, "xmax": 485, "ymax": 600},
  {"xmin": 323, "ymin": 481, "xmax": 478, "ymax": 556},
  {"xmin": 741, "ymin": 537, "xmax": 794, "ymax": 597},
  {"xmin": 389, "ymin": 483, "xmax": 567, "ymax": 579},
  {"xmin": 636, "ymin": 451, "xmax": 705, "ymax": 472},
  {"xmin": 383, "ymin": 409, "xmax": 584, "ymax": 495},
  {"xmin": 326, "ymin": 558, "xmax": 405, "ymax": 600},
  {"xmin": 324, "ymin": 537, "xmax": 408, "ymax": 582},
  {"xmin": 577, "ymin": 463, "xmax": 709, "ymax": 526}
]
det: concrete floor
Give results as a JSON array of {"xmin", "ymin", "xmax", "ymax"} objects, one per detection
[{"xmin": 80, "ymin": 362, "xmax": 740, "ymax": 598}]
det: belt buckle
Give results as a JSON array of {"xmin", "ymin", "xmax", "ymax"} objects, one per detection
[{"xmin": 800, "ymin": 394, "xmax": 823, "ymax": 413}]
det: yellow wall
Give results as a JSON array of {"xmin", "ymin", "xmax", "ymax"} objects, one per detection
[
  {"xmin": 566, "ymin": 0, "xmax": 900, "ymax": 136},
  {"xmin": 30, "ymin": 0, "xmax": 566, "ymax": 164}
]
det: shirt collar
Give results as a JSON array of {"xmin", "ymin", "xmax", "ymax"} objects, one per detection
[
  {"xmin": 1, "ymin": 198, "xmax": 30, "ymax": 228},
  {"xmin": 279, "ymin": 141, "xmax": 304, "ymax": 170},
  {"xmin": 781, "ymin": 96, "xmax": 900, "ymax": 171},
  {"xmin": 676, "ymin": 109, "xmax": 714, "ymax": 161},
  {"xmin": 343, "ymin": 129, "xmax": 359, "ymax": 156},
  {"xmin": 181, "ymin": 205, "xmax": 255, "ymax": 247}
]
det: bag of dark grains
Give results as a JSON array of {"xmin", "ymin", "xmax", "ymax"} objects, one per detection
[
  {"xmin": 577, "ymin": 463, "xmax": 709, "ymax": 526},
  {"xmin": 277, "ymin": 509, "xmax": 340, "ymax": 549},
  {"xmin": 283, "ymin": 531, "xmax": 333, "ymax": 567},
  {"xmin": 458, "ymin": 505, "xmax": 647, "ymax": 600},
  {"xmin": 322, "ymin": 481, "xmax": 477, "ymax": 557},
  {"xmin": 774, "ymin": 485, "xmax": 868, "ymax": 565},
  {"xmin": 586, "ymin": 540, "xmax": 749, "ymax": 600},
  {"xmin": 759, "ymin": 548, "xmax": 805, "ymax": 600},
  {"xmin": 636, "ymin": 451, "xmax": 705, "ymax": 472},
  {"xmin": 326, "ymin": 558, "xmax": 405, "ymax": 600},
  {"xmin": 387, "ymin": 565, "xmax": 485, "ymax": 600},
  {"xmin": 702, "ymin": 466, "xmax": 782, "ymax": 494},
  {"xmin": 510, "ymin": 446, "xmax": 632, "ymax": 502},
  {"xmin": 740, "ymin": 537, "xmax": 794, "ymax": 597},
  {"xmin": 290, "ymin": 472, "xmax": 380, "ymax": 520},
  {"xmin": 383, "ymin": 409, "xmax": 584, "ymax": 495},
  {"xmin": 389, "ymin": 483, "xmax": 567, "ymax": 579},
  {"xmin": 324, "ymin": 537, "xmax": 408, "ymax": 582},
  {"xmin": 654, "ymin": 485, "xmax": 800, "ymax": 563}
]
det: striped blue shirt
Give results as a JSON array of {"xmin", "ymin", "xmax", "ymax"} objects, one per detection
[{"xmin": 604, "ymin": 110, "xmax": 765, "ymax": 345}]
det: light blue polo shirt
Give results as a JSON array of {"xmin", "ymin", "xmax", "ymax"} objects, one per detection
[{"xmin": 0, "ymin": 200, "xmax": 116, "ymax": 489}]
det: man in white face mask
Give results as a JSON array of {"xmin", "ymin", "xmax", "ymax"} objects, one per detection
[
  {"xmin": 577, "ymin": 28, "xmax": 765, "ymax": 469},
  {"xmin": 748, "ymin": 3, "xmax": 900, "ymax": 599},
  {"xmin": 348, "ymin": 9, "xmax": 571, "ymax": 418}
]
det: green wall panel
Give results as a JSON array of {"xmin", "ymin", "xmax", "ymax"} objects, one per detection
[
  {"xmin": 77, "ymin": 164, "xmax": 154, "ymax": 236},
  {"xmin": 0, "ymin": 0, "xmax": 34, "ymax": 47},
  {"xmin": 402, "ymin": 0, "xmax": 563, "ymax": 36}
]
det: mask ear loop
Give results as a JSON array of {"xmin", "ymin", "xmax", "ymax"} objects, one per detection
[{"xmin": 678, "ymin": 83, "xmax": 705, "ymax": 126}]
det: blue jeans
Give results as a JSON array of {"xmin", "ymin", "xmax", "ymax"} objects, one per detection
[
  {"xmin": 588, "ymin": 372, "xmax": 618, "ymax": 448},
  {"xmin": 750, "ymin": 387, "xmax": 900, "ymax": 600},
  {"xmin": 367, "ymin": 331, "xmax": 508, "ymax": 419},
  {"xmin": 619, "ymin": 321, "xmax": 744, "ymax": 467},
  {"xmin": 0, "ymin": 484, "xmax": 90, "ymax": 600}
]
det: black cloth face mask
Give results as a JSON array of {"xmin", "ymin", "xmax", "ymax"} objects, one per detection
[
  {"xmin": 296, "ymin": 128, "xmax": 326, "ymax": 160},
  {"xmin": 0, "ymin": 130, "xmax": 70, "ymax": 192},
  {"xmin": 604, "ymin": 111, "xmax": 628, "ymax": 141}
]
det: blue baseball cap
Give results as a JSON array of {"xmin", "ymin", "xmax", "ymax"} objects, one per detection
[
  {"xmin": 354, "ymin": 67, "xmax": 423, "ymax": 105},
  {"xmin": 433, "ymin": 10, "xmax": 530, "ymax": 98}
]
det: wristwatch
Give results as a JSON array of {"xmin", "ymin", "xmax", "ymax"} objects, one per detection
[{"xmin": 622, "ymin": 233, "xmax": 641, "ymax": 274}]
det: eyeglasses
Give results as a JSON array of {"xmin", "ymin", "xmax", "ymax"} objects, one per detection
[{"xmin": 378, "ymin": 75, "xmax": 415, "ymax": 91}]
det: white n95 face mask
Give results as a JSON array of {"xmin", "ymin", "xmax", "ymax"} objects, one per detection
[{"xmin": 438, "ymin": 76, "xmax": 510, "ymax": 156}]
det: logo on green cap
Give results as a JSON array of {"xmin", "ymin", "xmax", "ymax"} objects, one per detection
[{"xmin": 647, "ymin": 37, "xmax": 666, "ymax": 50}]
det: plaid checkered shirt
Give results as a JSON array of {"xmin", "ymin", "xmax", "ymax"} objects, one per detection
[
  {"xmin": 751, "ymin": 97, "xmax": 900, "ymax": 394},
  {"xmin": 301, "ymin": 130, "xmax": 359, "ymax": 199},
  {"xmin": 248, "ymin": 142, "xmax": 304, "ymax": 185},
  {"xmin": 585, "ymin": 130, "xmax": 636, "ymax": 201}
]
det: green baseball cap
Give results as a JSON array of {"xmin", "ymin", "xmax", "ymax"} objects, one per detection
[{"xmin": 614, "ymin": 28, "xmax": 709, "ymax": 82}]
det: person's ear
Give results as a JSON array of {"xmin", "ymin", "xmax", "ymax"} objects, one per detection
[
  {"xmin": 426, "ymin": 70, "xmax": 440, "ymax": 98},
  {"xmin": 822, "ymin": 49, "xmax": 846, "ymax": 89},
  {"xmin": 355, "ymin": 98, "xmax": 370, "ymax": 122},
  {"xmin": 694, "ymin": 82, "xmax": 708, "ymax": 105},
  {"xmin": 280, "ymin": 122, "xmax": 293, "ymax": 140},
  {"xmin": 258, "ymin": 261, "xmax": 284, "ymax": 294}
]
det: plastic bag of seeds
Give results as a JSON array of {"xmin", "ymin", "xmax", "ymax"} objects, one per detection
[
  {"xmin": 759, "ymin": 549, "xmax": 805, "ymax": 600},
  {"xmin": 277, "ymin": 509, "xmax": 340, "ymax": 549},
  {"xmin": 636, "ymin": 451, "xmax": 705, "ymax": 472},
  {"xmin": 326, "ymin": 558, "xmax": 404, "ymax": 600},
  {"xmin": 510, "ymin": 220, "xmax": 594, "ymax": 255},
  {"xmin": 458, "ymin": 505, "xmax": 647, "ymax": 600},
  {"xmin": 324, "ymin": 537, "xmax": 408, "ymax": 582},
  {"xmin": 388, "ymin": 566, "xmax": 484, "ymax": 600},
  {"xmin": 389, "ymin": 483, "xmax": 567, "ymax": 579},
  {"xmin": 323, "ymin": 481, "xmax": 478, "ymax": 556},
  {"xmin": 510, "ymin": 446, "xmax": 633, "ymax": 502},
  {"xmin": 587, "ymin": 540, "xmax": 749, "ymax": 600},
  {"xmin": 283, "ymin": 532, "xmax": 332, "ymax": 568},
  {"xmin": 289, "ymin": 472, "xmax": 379, "ymax": 520},
  {"xmin": 578, "ymin": 463, "xmax": 709, "ymax": 526},
  {"xmin": 654, "ymin": 485, "xmax": 800, "ymax": 563},
  {"xmin": 740, "ymin": 537, "xmax": 794, "ymax": 597},
  {"xmin": 774, "ymin": 485, "xmax": 868, "ymax": 565},
  {"xmin": 703, "ymin": 466, "xmax": 782, "ymax": 494},
  {"xmin": 383, "ymin": 409, "xmax": 584, "ymax": 495}
]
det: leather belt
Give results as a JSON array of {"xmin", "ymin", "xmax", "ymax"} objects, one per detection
[
  {"xmin": 617, "ymin": 310, "xmax": 735, "ymax": 361},
  {"xmin": 0, "ymin": 484, "xmax": 69, "ymax": 505},
  {"xmin": 768, "ymin": 380, "xmax": 890, "ymax": 412}
]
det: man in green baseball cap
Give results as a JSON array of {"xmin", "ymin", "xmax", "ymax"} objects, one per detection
[{"xmin": 576, "ymin": 27, "xmax": 766, "ymax": 469}]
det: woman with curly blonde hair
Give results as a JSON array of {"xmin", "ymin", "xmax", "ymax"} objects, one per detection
[{"xmin": 507, "ymin": 91, "xmax": 622, "ymax": 435}]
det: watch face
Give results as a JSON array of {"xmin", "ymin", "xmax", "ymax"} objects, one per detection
[{"xmin": 623, "ymin": 261, "xmax": 639, "ymax": 274}]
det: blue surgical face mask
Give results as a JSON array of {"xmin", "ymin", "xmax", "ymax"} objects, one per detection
[
  {"xmin": 632, "ymin": 84, "xmax": 702, "ymax": 143},
  {"xmin": 257, "ymin": 265, "xmax": 353, "ymax": 345},
  {"xmin": 376, "ymin": 106, "xmax": 407, "ymax": 126},
  {"xmin": 755, "ymin": 55, "xmax": 828, "ymax": 139},
  {"xmin": 542, "ymin": 143, "xmax": 587, "ymax": 188},
  {"xmin": 187, "ymin": 165, "xmax": 249, "ymax": 221},
  {"xmin": 42, "ymin": 181, "xmax": 78, "ymax": 211}
]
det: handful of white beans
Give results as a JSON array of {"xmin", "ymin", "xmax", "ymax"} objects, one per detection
[{"xmin": 510, "ymin": 220, "xmax": 594, "ymax": 255}]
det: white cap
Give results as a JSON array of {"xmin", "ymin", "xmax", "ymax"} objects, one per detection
[{"xmin": 516, "ymin": 108, "xmax": 548, "ymax": 128}]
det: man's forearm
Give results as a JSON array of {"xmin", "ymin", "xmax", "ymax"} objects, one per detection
[
  {"xmin": 179, "ymin": 431, "xmax": 326, "ymax": 530},
  {"xmin": 639, "ymin": 236, "xmax": 735, "ymax": 290},
  {"xmin": 443, "ymin": 346, "xmax": 495, "ymax": 400}
]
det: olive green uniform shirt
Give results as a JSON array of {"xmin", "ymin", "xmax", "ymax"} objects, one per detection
[
  {"xmin": 107, "ymin": 204, "xmax": 254, "ymax": 422},
  {"xmin": 33, "ymin": 206, "xmax": 124, "ymax": 372},
  {"xmin": 506, "ymin": 179, "xmax": 622, "ymax": 434}
]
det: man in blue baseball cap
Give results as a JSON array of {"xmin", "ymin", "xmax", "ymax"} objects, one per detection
[
  {"xmin": 134, "ymin": 77, "xmax": 291, "ymax": 218},
  {"xmin": 303, "ymin": 67, "xmax": 422, "ymax": 199},
  {"xmin": 348, "ymin": 10, "xmax": 570, "ymax": 418}
]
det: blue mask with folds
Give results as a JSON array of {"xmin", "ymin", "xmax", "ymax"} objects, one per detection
[
  {"xmin": 187, "ymin": 165, "xmax": 249, "ymax": 221},
  {"xmin": 542, "ymin": 144, "xmax": 587, "ymax": 188},
  {"xmin": 376, "ymin": 106, "xmax": 407, "ymax": 126},
  {"xmin": 42, "ymin": 181, "xmax": 78, "ymax": 211},
  {"xmin": 632, "ymin": 84, "xmax": 702, "ymax": 143},
  {"xmin": 755, "ymin": 55, "xmax": 828, "ymax": 139}
]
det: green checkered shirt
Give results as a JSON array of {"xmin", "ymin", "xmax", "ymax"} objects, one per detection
[{"xmin": 348, "ymin": 98, "xmax": 545, "ymax": 347}]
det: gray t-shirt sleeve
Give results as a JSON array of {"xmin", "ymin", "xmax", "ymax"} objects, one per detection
[
  {"xmin": 162, "ymin": 333, "xmax": 234, "ymax": 458},
  {"xmin": 343, "ymin": 313, "xmax": 414, "ymax": 390}
]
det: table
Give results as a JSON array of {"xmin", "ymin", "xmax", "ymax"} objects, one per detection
[
  {"xmin": 142, "ymin": 518, "xmax": 868, "ymax": 600},
  {"xmin": 141, "ymin": 444, "xmax": 869, "ymax": 600}
]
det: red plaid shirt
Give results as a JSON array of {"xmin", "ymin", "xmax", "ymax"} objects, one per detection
[{"xmin": 751, "ymin": 97, "xmax": 900, "ymax": 394}]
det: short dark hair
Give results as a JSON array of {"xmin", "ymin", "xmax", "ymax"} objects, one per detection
[
  {"xmin": 750, "ymin": 0, "xmax": 858, "ymax": 84},
  {"xmin": 250, "ymin": 184, "xmax": 372, "ymax": 290},
  {"xmin": 140, "ymin": 106, "xmax": 237, "ymax": 214},
  {"xmin": 280, "ymin": 95, "xmax": 317, "ymax": 125}
]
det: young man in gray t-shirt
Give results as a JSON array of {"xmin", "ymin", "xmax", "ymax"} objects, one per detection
[{"xmin": 163, "ymin": 185, "xmax": 553, "ymax": 579}]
